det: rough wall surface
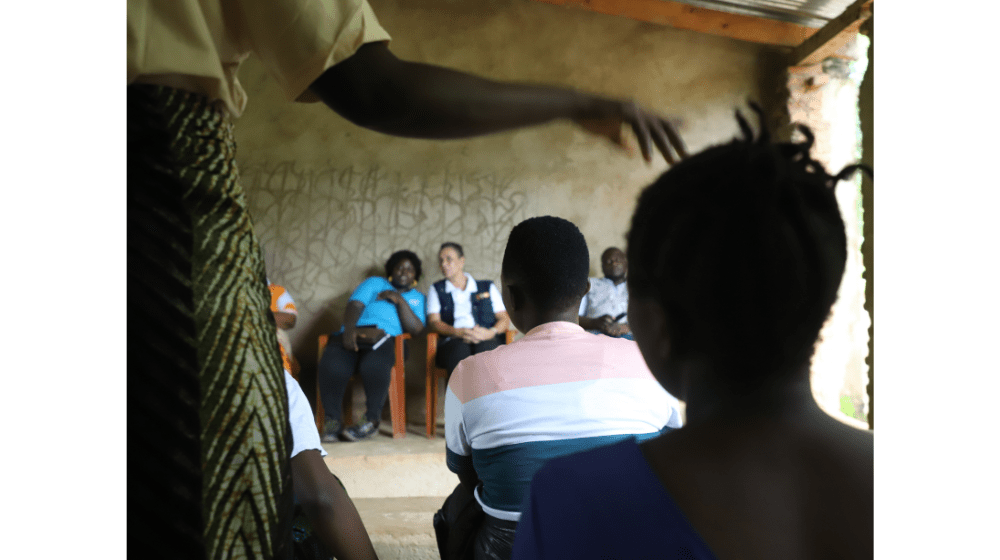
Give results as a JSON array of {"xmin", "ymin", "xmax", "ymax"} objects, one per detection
[{"xmin": 232, "ymin": 0, "xmax": 765, "ymax": 418}]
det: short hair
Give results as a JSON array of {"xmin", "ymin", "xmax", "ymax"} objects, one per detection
[
  {"xmin": 626, "ymin": 105, "xmax": 869, "ymax": 389},
  {"xmin": 439, "ymin": 242, "xmax": 464, "ymax": 257},
  {"xmin": 384, "ymin": 250, "xmax": 423, "ymax": 283},
  {"xmin": 602, "ymin": 247, "xmax": 624, "ymax": 259},
  {"xmin": 502, "ymin": 216, "xmax": 590, "ymax": 311}
]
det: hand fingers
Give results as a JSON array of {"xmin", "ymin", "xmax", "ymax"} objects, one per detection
[
  {"xmin": 624, "ymin": 103, "xmax": 653, "ymax": 163},
  {"xmin": 648, "ymin": 118, "xmax": 677, "ymax": 166},
  {"xmin": 660, "ymin": 117, "xmax": 688, "ymax": 160}
]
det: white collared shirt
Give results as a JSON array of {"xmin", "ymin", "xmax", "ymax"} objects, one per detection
[
  {"xmin": 426, "ymin": 272, "xmax": 505, "ymax": 329},
  {"xmin": 579, "ymin": 277, "xmax": 630, "ymax": 321}
]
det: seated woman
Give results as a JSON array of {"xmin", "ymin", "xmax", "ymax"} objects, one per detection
[
  {"xmin": 426, "ymin": 242, "xmax": 510, "ymax": 377},
  {"xmin": 318, "ymin": 250, "xmax": 426, "ymax": 442},
  {"xmin": 512, "ymin": 110, "xmax": 873, "ymax": 559}
]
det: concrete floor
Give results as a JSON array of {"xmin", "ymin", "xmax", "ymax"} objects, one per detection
[
  {"xmin": 324, "ymin": 421, "xmax": 456, "ymax": 559},
  {"xmin": 323, "ymin": 421, "xmax": 458, "ymax": 499}
]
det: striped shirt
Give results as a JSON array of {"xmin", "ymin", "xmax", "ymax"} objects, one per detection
[{"xmin": 445, "ymin": 321, "xmax": 683, "ymax": 522}]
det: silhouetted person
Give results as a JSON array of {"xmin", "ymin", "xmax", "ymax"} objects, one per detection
[{"xmin": 512, "ymin": 109, "xmax": 873, "ymax": 560}]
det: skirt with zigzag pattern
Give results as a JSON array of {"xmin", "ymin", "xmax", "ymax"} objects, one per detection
[{"xmin": 128, "ymin": 83, "xmax": 293, "ymax": 560}]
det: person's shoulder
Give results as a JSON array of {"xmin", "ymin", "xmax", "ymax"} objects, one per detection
[
  {"xmin": 829, "ymin": 421, "xmax": 874, "ymax": 473},
  {"xmin": 360, "ymin": 276, "xmax": 388, "ymax": 288},
  {"xmin": 596, "ymin": 332, "xmax": 642, "ymax": 353}
]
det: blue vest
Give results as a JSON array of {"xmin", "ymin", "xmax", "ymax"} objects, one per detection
[{"xmin": 433, "ymin": 279, "xmax": 498, "ymax": 328}]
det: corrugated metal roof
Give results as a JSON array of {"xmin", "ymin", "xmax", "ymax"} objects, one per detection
[{"xmin": 671, "ymin": 0, "xmax": 859, "ymax": 27}]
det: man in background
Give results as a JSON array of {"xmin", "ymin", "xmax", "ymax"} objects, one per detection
[{"xmin": 579, "ymin": 247, "xmax": 632, "ymax": 339}]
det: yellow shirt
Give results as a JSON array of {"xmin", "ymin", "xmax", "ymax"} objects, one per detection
[{"xmin": 127, "ymin": 0, "xmax": 391, "ymax": 117}]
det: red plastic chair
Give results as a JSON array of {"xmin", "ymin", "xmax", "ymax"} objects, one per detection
[{"xmin": 317, "ymin": 333, "xmax": 410, "ymax": 439}]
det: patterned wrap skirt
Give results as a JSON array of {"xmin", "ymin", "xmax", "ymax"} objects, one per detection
[{"xmin": 128, "ymin": 83, "xmax": 293, "ymax": 560}]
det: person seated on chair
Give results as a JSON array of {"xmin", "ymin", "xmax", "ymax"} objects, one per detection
[
  {"xmin": 318, "ymin": 250, "xmax": 426, "ymax": 443},
  {"xmin": 443, "ymin": 216, "xmax": 683, "ymax": 560},
  {"xmin": 578, "ymin": 247, "xmax": 632, "ymax": 340},
  {"xmin": 268, "ymin": 279, "xmax": 299, "ymax": 374},
  {"xmin": 426, "ymin": 241, "xmax": 511, "ymax": 377},
  {"xmin": 511, "ymin": 110, "xmax": 874, "ymax": 560},
  {"xmin": 285, "ymin": 370, "xmax": 380, "ymax": 560}
]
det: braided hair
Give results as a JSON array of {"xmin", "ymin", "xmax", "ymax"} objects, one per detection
[{"xmin": 626, "ymin": 104, "xmax": 871, "ymax": 390}]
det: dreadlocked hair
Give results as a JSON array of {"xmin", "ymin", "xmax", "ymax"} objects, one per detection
[{"xmin": 626, "ymin": 103, "xmax": 871, "ymax": 391}]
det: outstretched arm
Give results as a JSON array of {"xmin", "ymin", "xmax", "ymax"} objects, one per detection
[
  {"xmin": 309, "ymin": 42, "xmax": 686, "ymax": 164},
  {"xmin": 292, "ymin": 450, "xmax": 379, "ymax": 560}
]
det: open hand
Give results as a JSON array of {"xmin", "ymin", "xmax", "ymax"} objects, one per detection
[{"xmin": 574, "ymin": 98, "xmax": 687, "ymax": 165}]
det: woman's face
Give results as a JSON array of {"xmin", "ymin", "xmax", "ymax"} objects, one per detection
[
  {"xmin": 391, "ymin": 259, "xmax": 416, "ymax": 290},
  {"xmin": 438, "ymin": 247, "xmax": 465, "ymax": 280}
]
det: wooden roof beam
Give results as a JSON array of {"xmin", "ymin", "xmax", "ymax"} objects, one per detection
[
  {"xmin": 532, "ymin": 0, "xmax": 819, "ymax": 47},
  {"xmin": 790, "ymin": 0, "xmax": 873, "ymax": 66}
]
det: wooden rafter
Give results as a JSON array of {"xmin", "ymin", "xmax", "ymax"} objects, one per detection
[
  {"xmin": 532, "ymin": 0, "xmax": 819, "ymax": 47},
  {"xmin": 790, "ymin": 0, "xmax": 872, "ymax": 66}
]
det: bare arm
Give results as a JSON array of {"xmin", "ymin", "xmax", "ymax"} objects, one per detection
[
  {"xmin": 427, "ymin": 312, "xmax": 468, "ymax": 339},
  {"xmin": 342, "ymin": 301, "xmax": 365, "ymax": 351},
  {"xmin": 291, "ymin": 450, "xmax": 379, "ymax": 560},
  {"xmin": 309, "ymin": 42, "xmax": 685, "ymax": 164},
  {"xmin": 490, "ymin": 311, "xmax": 510, "ymax": 337},
  {"xmin": 378, "ymin": 291, "xmax": 425, "ymax": 335},
  {"xmin": 457, "ymin": 467, "xmax": 481, "ymax": 495}
]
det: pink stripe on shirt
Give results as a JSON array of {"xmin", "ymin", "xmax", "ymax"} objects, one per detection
[{"xmin": 449, "ymin": 321, "xmax": 658, "ymax": 404}]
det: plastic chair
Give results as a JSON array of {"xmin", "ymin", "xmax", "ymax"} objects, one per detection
[
  {"xmin": 425, "ymin": 330, "xmax": 515, "ymax": 438},
  {"xmin": 317, "ymin": 333, "xmax": 410, "ymax": 439}
]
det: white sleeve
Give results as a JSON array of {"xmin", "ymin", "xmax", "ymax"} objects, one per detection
[
  {"xmin": 489, "ymin": 283, "xmax": 506, "ymax": 313},
  {"xmin": 286, "ymin": 371, "xmax": 327, "ymax": 458},
  {"xmin": 426, "ymin": 285, "xmax": 441, "ymax": 314},
  {"xmin": 444, "ymin": 385, "xmax": 470, "ymax": 456},
  {"xmin": 578, "ymin": 294, "xmax": 589, "ymax": 317}
]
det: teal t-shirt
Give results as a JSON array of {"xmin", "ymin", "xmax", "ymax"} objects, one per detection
[{"xmin": 340, "ymin": 277, "xmax": 425, "ymax": 337}]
